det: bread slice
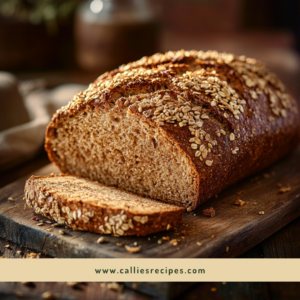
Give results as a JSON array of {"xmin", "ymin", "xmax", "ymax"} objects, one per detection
[
  {"xmin": 45, "ymin": 50, "xmax": 300, "ymax": 210},
  {"xmin": 24, "ymin": 174, "xmax": 185, "ymax": 236}
]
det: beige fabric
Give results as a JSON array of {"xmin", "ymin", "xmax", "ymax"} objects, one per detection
[{"xmin": 0, "ymin": 72, "xmax": 86, "ymax": 171}]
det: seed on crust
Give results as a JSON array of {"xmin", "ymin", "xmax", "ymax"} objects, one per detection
[{"xmin": 205, "ymin": 160, "xmax": 213, "ymax": 166}]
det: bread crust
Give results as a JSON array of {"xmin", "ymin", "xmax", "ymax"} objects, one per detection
[
  {"xmin": 24, "ymin": 174, "xmax": 185, "ymax": 236},
  {"xmin": 45, "ymin": 50, "xmax": 300, "ymax": 209}
]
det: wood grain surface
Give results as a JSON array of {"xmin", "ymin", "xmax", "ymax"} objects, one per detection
[
  {"xmin": 1, "ymin": 282, "xmax": 300, "ymax": 300},
  {"xmin": 1, "ymin": 147, "xmax": 300, "ymax": 259}
]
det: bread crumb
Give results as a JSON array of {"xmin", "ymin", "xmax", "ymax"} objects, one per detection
[
  {"xmin": 8, "ymin": 197, "xmax": 14, "ymax": 201},
  {"xmin": 42, "ymin": 291, "xmax": 60, "ymax": 299},
  {"xmin": 211, "ymin": 287, "xmax": 217, "ymax": 292},
  {"xmin": 259, "ymin": 211, "xmax": 264, "ymax": 215},
  {"xmin": 107, "ymin": 282, "xmax": 124, "ymax": 292},
  {"xmin": 27, "ymin": 253, "xmax": 39, "ymax": 259},
  {"xmin": 181, "ymin": 230, "xmax": 190, "ymax": 235},
  {"xmin": 235, "ymin": 198, "xmax": 245, "ymax": 206},
  {"xmin": 197, "ymin": 242, "xmax": 202, "ymax": 246},
  {"xmin": 236, "ymin": 190, "xmax": 245, "ymax": 195},
  {"xmin": 203, "ymin": 207, "xmax": 215, "ymax": 217},
  {"xmin": 279, "ymin": 186, "xmax": 291, "ymax": 193},
  {"xmin": 170, "ymin": 239, "xmax": 180, "ymax": 246},
  {"xmin": 58, "ymin": 230, "xmax": 65, "ymax": 235},
  {"xmin": 97, "ymin": 237, "xmax": 105, "ymax": 244},
  {"xmin": 162, "ymin": 236, "xmax": 170, "ymax": 241},
  {"xmin": 226, "ymin": 246, "xmax": 229, "ymax": 252},
  {"xmin": 125, "ymin": 245, "xmax": 141, "ymax": 253},
  {"xmin": 4, "ymin": 244, "xmax": 10, "ymax": 249},
  {"xmin": 67, "ymin": 282, "xmax": 81, "ymax": 288},
  {"xmin": 116, "ymin": 243, "xmax": 122, "ymax": 247},
  {"xmin": 157, "ymin": 239, "xmax": 162, "ymax": 244},
  {"xmin": 211, "ymin": 234, "xmax": 216, "ymax": 238}
]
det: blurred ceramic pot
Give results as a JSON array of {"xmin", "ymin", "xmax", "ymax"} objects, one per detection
[{"xmin": 75, "ymin": 0, "xmax": 161, "ymax": 73}]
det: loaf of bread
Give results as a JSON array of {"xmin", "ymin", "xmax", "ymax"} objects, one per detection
[
  {"xmin": 24, "ymin": 174, "xmax": 184, "ymax": 236},
  {"xmin": 45, "ymin": 50, "xmax": 300, "ymax": 210}
]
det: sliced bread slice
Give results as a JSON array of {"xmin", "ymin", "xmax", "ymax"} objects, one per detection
[{"xmin": 24, "ymin": 174, "xmax": 185, "ymax": 236}]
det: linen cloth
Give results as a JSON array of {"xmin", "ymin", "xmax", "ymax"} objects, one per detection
[{"xmin": 0, "ymin": 72, "xmax": 86, "ymax": 171}]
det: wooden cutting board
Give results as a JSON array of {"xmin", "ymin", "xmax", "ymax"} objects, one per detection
[{"xmin": 1, "ymin": 147, "xmax": 300, "ymax": 259}]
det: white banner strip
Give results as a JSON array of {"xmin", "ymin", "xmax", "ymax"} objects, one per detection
[{"xmin": 1, "ymin": 259, "xmax": 300, "ymax": 282}]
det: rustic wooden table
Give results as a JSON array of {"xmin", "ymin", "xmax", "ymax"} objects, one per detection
[
  {"xmin": 1, "ymin": 152, "xmax": 300, "ymax": 299},
  {"xmin": 1, "ymin": 281, "xmax": 300, "ymax": 300}
]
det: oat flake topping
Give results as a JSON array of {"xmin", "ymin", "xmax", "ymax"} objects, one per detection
[{"xmin": 56, "ymin": 50, "xmax": 298, "ymax": 167}]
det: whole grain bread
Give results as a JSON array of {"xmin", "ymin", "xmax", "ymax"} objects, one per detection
[
  {"xmin": 24, "ymin": 174, "xmax": 184, "ymax": 236},
  {"xmin": 45, "ymin": 50, "xmax": 300, "ymax": 210}
]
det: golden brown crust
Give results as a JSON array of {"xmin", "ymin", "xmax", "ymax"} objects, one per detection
[
  {"xmin": 24, "ymin": 174, "xmax": 185, "ymax": 236},
  {"xmin": 45, "ymin": 50, "xmax": 300, "ymax": 209}
]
